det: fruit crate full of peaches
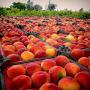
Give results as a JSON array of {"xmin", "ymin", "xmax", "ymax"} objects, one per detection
[
  {"xmin": 0, "ymin": 16, "xmax": 90, "ymax": 90},
  {"xmin": 0, "ymin": 54, "xmax": 90, "ymax": 90}
]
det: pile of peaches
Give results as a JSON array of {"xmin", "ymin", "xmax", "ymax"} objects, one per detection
[
  {"xmin": 0, "ymin": 16, "xmax": 90, "ymax": 90},
  {"xmin": 4, "ymin": 55, "xmax": 90, "ymax": 90}
]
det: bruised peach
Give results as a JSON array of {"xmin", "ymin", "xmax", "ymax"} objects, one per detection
[
  {"xmin": 7, "ymin": 65, "xmax": 26, "ymax": 79},
  {"xmin": 31, "ymin": 71, "xmax": 50, "ymax": 88},
  {"xmin": 41, "ymin": 59, "xmax": 56, "ymax": 71}
]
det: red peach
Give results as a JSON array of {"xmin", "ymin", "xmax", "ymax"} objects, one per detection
[
  {"xmin": 7, "ymin": 54, "xmax": 21, "ymax": 63},
  {"xmin": 7, "ymin": 65, "xmax": 26, "ymax": 79},
  {"xmin": 16, "ymin": 48, "xmax": 27, "ymax": 55},
  {"xmin": 2, "ymin": 49, "xmax": 15, "ymax": 57},
  {"xmin": 39, "ymin": 83, "xmax": 59, "ymax": 90},
  {"xmin": 55, "ymin": 55, "xmax": 70, "ymax": 67},
  {"xmin": 13, "ymin": 41, "xmax": 24, "ymax": 46},
  {"xmin": 15, "ymin": 45, "xmax": 26, "ymax": 50},
  {"xmin": 65, "ymin": 63, "xmax": 80, "ymax": 76},
  {"xmin": 26, "ymin": 62, "xmax": 41, "ymax": 76},
  {"xmin": 31, "ymin": 71, "xmax": 50, "ymax": 88},
  {"xmin": 49, "ymin": 66, "xmax": 66, "ymax": 83},
  {"xmin": 70, "ymin": 49, "xmax": 85, "ymax": 59},
  {"xmin": 78, "ymin": 57, "xmax": 89, "ymax": 67},
  {"xmin": 58, "ymin": 77, "xmax": 80, "ymax": 90},
  {"xmin": 35, "ymin": 49, "xmax": 46, "ymax": 58},
  {"xmin": 88, "ymin": 64, "xmax": 90, "ymax": 69},
  {"xmin": 11, "ymin": 75, "xmax": 32, "ymax": 90},
  {"xmin": 2, "ymin": 45, "xmax": 15, "ymax": 52},
  {"xmin": 75, "ymin": 71, "xmax": 90, "ymax": 89},
  {"xmin": 41, "ymin": 59, "xmax": 56, "ymax": 71},
  {"xmin": 36, "ymin": 41, "xmax": 45, "ymax": 47}
]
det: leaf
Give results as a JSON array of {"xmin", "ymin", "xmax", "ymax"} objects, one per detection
[{"xmin": 57, "ymin": 72, "xmax": 63, "ymax": 80}]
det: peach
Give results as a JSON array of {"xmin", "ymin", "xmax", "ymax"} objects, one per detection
[
  {"xmin": 28, "ymin": 45, "xmax": 41, "ymax": 54},
  {"xmin": 16, "ymin": 48, "xmax": 27, "ymax": 55},
  {"xmin": 7, "ymin": 54, "xmax": 21, "ymax": 63},
  {"xmin": 35, "ymin": 49, "xmax": 46, "ymax": 58},
  {"xmin": 2, "ymin": 36, "xmax": 11, "ymax": 42},
  {"xmin": 49, "ymin": 66, "xmax": 66, "ymax": 83},
  {"xmin": 27, "ymin": 43, "xmax": 34, "ymax": 50},
  {"xmin": 13, "ymin": 41, "xmax": 24, "ymax": 46},
  {"xmin": 65, "ymin": 34, "xmax": 75, "ymax": 41},
  {"xmin": 11, "ymin": 75, "xmax": 32, "ymax": 90},
  {"xmin": 65, "ymin": 63, "xmax": 80, "ymax": 76},
  {"xmin": 64, "ymin": 42, "xmax": 72, "ymax": 47},
  {"xmin": 21, "ymin": 51, "xmax": 35, "ymax": 61},
  {"xmin": 2, "ymin": 49, "xmax": 15, "ymax": 57},
  {"xmin": 7, "ymin": 65, "xmax": 26, "ymax": 79},
  {"xmin": 50, "ymin": 34, "xmax": 59, "ymax": 39},
  {"xmin": 58, "ymin": 77, "xmax": 80, "ymax": 90},
  {"xmin": 75, "ymin": 71, "xmax": 90, "ymax": 89},
  {"xmin": 31, "ymin": 71, "xmax": 50, "ymax": 88},
  {"xmin": 41, "ymin": 59, "xmax": 56, "ymax": 71},
  {"xmin": 88, "ymin": 64, "xmax": 90, "ymax": 69},
  {"xmin": 45, "ymin": 48, "xmax": 57, "ymax": 57},
  {"xmin": 70, "ymin": 49, "xmax": 85, "ymax": 59},
  {"xmin": 2, "ymin": 45, "xmax": 15, "ymax": 52},
  {"xmin": 36, "ymin": 41, "xmax": 45, "ymax": 47},
  {"xmin": 23, "ymin": 40, "xmax": 30, "ymax": 46},
  {"xmin": 15, "ymin": 45, "xmax": 26, "ymax": 50},
  {"xmin": 26, "ymin": 62, "xmax": 41, "ymax": 76},
  {"xmin": 55, "ymin": 55, "xmax": 70, "ymax": 67},
  {"xmin": 39, "ymin": 83, "xmax": 58, "ymax": 90},
  {"xmin": 46, "ymin": 38, "xmax": 58, "ymax": 46},
  {"xmin": 78, "ymin": 57, "xmax": 89, "ymax": 67}
]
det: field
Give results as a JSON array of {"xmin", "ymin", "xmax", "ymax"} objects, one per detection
[{"xmin": 0, "ymin": 8, "xmax": 90, "ymax": 19}]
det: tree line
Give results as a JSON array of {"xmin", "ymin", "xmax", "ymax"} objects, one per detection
[{"xmin": 10, "ymin": 1, "xmax": 56, "ymax": 11}]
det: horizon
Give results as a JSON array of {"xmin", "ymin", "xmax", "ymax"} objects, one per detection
[{"xmin": 0, "ymin": 0, "xmax": 90, "ymax": 11}]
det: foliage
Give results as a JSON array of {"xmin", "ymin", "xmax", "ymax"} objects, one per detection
[
  {"xmin": 10, "ymin": 2, "xmax": 26, "ymax": 10},
  {"xmin": 26, "ymin": 2, "xmax": 34, "ymax": 10},
  {"xmin": 0, "ymin": 7, "xmax": 90, "ymax": 19},
  {"xmin": 0, "ymin": 7, "xmax": 7, "ymax": 16},
  {"xmin": 33, "ymin": 4, "xmax": 42, "ymax": 11},
  {"xmin": 48, "ymin": 4, "xmax": 56, "ymax": 10}
]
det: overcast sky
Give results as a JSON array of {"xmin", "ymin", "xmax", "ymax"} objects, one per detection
[{"xmin": 0, "ymin": 0, "xmax": 90, "ymax": 11}]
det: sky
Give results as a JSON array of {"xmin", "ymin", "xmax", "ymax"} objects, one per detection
[{"xmin": 0, "ymin": 0, "xmax": 90, "ymax": 11}]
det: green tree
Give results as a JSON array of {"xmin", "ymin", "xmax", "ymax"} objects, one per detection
[
  {"xmin": 26, "ymin": 2, "xmax": 34, "ymax": 10},
  {"xmin": 0, "ymin": 7, "xmax": 6, "ymax": 16},
  {"xmin": 34, "ymin": 4, "xmax": 42, "ymax": 10},
  {"xmin": 79, "ymin": 8, "xmax": 84, "ymax": 12},
  {"xmin": 48, "ymin": 4, "xmax": 56, "ymax": 10},
  {"xmin": 10, "ymin": 2, "xmax": 26, "ymax": 10}
]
